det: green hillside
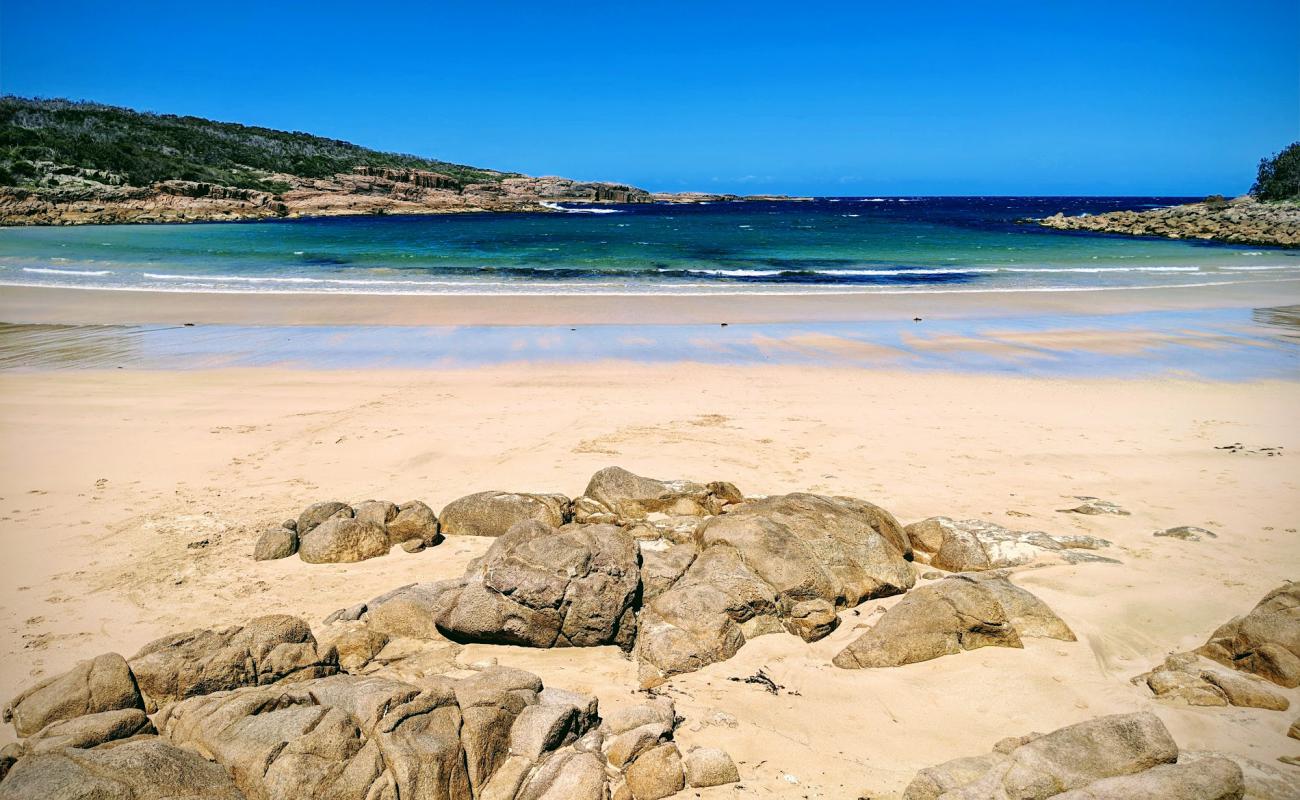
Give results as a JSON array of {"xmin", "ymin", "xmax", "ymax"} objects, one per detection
[{"xmin": 0, "ymin": 96, "xmax": 514, "ymax": 193}]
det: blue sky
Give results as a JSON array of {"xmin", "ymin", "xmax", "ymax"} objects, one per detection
[{"xmin": 2, "ymin": 1, "xmax": 1297, "ymax": 195}]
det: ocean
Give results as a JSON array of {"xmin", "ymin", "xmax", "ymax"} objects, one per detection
[{"xmin": 0, "ymin": 197, "xmax": 1296, "ymax": 295}]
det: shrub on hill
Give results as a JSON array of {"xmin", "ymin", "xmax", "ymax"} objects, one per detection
[{"xmin": 1251, "ymin": 142, "xmax": 1300, "ymax": 201}]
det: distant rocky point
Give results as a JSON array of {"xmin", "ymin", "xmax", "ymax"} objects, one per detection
[
  {"xmin": 0, "ymin": 97, "xmax": 799, "ymax": 225},
  {"xmin": 1036, "ymin": 195, "xmax": 1299, "ymax": 248}
]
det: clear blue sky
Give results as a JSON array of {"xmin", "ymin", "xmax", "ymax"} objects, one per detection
[{"xmin": 2, "ymin": 1, "xmax": 1297, "ymax": 195}]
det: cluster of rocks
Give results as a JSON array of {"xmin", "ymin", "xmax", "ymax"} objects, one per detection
[
  {"xmin": 0, "ymin": 611, "xmax": 739, "ymax": 799},
  {"xmin": 293, "ymin": 468, "xmax": 1097, "ymax": 687},
  {"xmin": 902, "ymin": 710, "xmax": 1298, "ymax": 799},
  {"xmin": 1138, "ymin": 582, "xmax": 1300, "ymax": 712},
  {"xmin": 254, "ymin": 499, "xmax": 439, "ymax": 563},
  {"xmin": 1036, "ymin": 195, "xmax": 1300, "ymax": 248}
]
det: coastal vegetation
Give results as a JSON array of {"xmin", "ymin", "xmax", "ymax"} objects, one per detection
[
  {"xmin": 1251, "ymin": 142, "xmax": 1300, "ymax": 201},
  {"xmin": 0, "ymin": 96, "xmax": 512, "ymax": 192}
]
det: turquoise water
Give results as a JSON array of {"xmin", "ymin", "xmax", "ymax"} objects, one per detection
[{"xmin": 0, "ymin": 198, "xmax": 1296, "ymax": 295}]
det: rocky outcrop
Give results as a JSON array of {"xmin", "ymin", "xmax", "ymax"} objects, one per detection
[
  {"xmin": 901, "ymin": 711, "xmax": 1242, "ymax": 800},
  {"xmin": 576, "ymin": 466, "xmax": 742, "ymax": 524},
  {"xmin": 439, "ymin": 491, "xmax": 571, "ymax": 538},
  {"xmin": 1196, "ymin": 583, "xmax": 1300, "ymax": 688},
  {"xmin": 271, "ymin": 499, "xmax": 440, "ymax": 563},
  {"xmin": 636, "ymin": 492, "xmax": 914, "ymax": 686},
  {"xmin": 352, "ymin": 165, "xmax": 462, "ymax": 189},
  {"xmin": 833, "ymin": 573, "xmax": 1075, "ymax": 669},
  {"xmin": 367, "ymin": 520, "xmax": 641, "ymax": 649},
  {"xmin": 1036, "ymin": 196, "xmax": 1300, "ymax": 248},
  {"xmin": 906, "ymin": 516, "xmax": 1116, "ymax": 572},
  {"xmin": 1137, "ymin": 651, "xmax": 1290, "ymax": 710},
  {"xmin": 0, "ymin": 737, "xmax": 246, "ymax": 800},
  {"xmin": 2, "ymin": 653, "xmax": 143, "ymax": 737},
  {"xmin": 127, "ymin": 614, "xmax": 339, "ymax": 711}
]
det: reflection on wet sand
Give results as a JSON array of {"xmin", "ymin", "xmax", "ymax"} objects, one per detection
[{"xmin": 0, "ymin": 306, "xmax": 1296, "ymax": 379}]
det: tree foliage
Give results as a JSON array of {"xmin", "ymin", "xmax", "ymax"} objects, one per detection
[
  {"xmin": 1251, "ymin": 142, "xmax": 1300, "ymax": 201},
  {"xmin": 0, "ymin": 96, "xmax": 514, "ymax": 190}
]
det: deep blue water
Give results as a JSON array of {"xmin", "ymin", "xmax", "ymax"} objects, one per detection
[{"xmin": 1, "ymin": 197, "xmax": 1296, "ymax": 295}]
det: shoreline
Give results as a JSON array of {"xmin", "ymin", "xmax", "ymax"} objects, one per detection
[{"xmin": 3, "ymin": 279, "xmax": 1299, "ymax": 326}]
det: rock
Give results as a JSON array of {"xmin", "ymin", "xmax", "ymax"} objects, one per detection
[
  {"xmin": 601, "ymin": 699, "xmax": 676, "ymax": 735},
  {"xmin": 1058, "ymin": 496, "xmax": 1130, "ymax": 515},
  {"xmin": 321, "ymin": 624, "xmax": 390, "ymax": 672},
  {"xmin": 282, "ymin": 519, "xmax": 297, "ymax": 532},
  {"xmin": 24, "ymin": 708, "xmax": 155, "ymax": 753},
  {"xmin": 323, "ymin": 602, "xmax": 367, "ymax": 625},
  {"xmin": 0, "ymin": 738, "xmax": 245, "ymax": 800},
  {"xmin": 639, "ymin": 541, "xmax": 697, "ymax": 602},
  {"xmin": 414, "ymin": 520, "xmax": 640, "ymax": 649},
  {"xmin": 637, "ymin": 492, "xmax": 914, "ymax": 684},
  {"xmin": 1050, "ymin": 757, "xmax": 1244, "ymax": 799},
  {"xmin": 1197, "ymin": 582, "xmax": 1300, "ymax": 687},
  {"xmin": 683, "ymin": 747, "xmax": 740, "ymax": 787},
  {"xmin": 298, "ymin": 517, "xmax": 390, "ymax": 563},
  {"xmin": 515, "ymin": 749, "xmax": 608, "ymax": 800},
  {"xmin": 625, "ymin": 742, "xmax": 685, "ymax": 800},
  {"xmin": 606, "ymin": 722, "xmax": 672, "ymax": 768},
  {"xmin": 297, "ymin": 500, "xmax": 351, "ymax": 534},
  {"xmin": 508, "ymin": 700, "xmax": 585, "ymax": 760},
  {"xmin": 1155, "ymin": 526, "xmax": 1218, "ymax": 541},
  {"xmin": 906, "ymin": 516, "xmax": 1117, "ymax": 572},
  {"xmin": 3, "ymin": 652, "xmax": 143, "ymax": 737},
  {"xmin": 902, "ymin": 711, "xmax": 1179, "ymax": 800},
  {"xmin": 1035, "ymin": 196, "xmax": 1300, "ymax": 249},
  {"xmin": 253, "ymin": 525, "xmax": 298, "ymax": 560},
  {"xmin": 581, "ymin": 466, "xmax": 742, "ymax": 522},
  {"xmin": 1182, "ymin": 750, "xmax": 1300, "ymax": 800},
  {"xmin": 833, "ymin": 574, "xmax": 1073, "ymax": 669},
  {"xmin": 1201, "ymin": 666, "xmax": 1290, "ymax": 710},
  {"xmin": 127, "ymin": 614, "xmax": 338, "ymax": 711},
  {"xmin": 439, "ymin": 490, "xmax": 571, "ymax": 537},
  {"xmin": 1291, "ymin": 717, "xmax": 1300, "ymax": 740},
  {"xmin": 387, "ymin": 500, "xmax": 440, "ymax": 549},
  {"xmin": 351, "ymin": 499, "xmax": 397, "ymax": 528}
]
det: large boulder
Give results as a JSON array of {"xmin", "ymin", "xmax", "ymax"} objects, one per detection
[
  {"xmin": 128, "ymin": 614, "xmax": 338, "ymax": 712},
  {"xmin": 636, "ymin": 493, "xmax": 914, "ymax": 685},
  {"xmin": 578, "ymin": 466, "xmax": 743, "ymax": 523},
  {"xmin": 440, "ymin": 491, "xmax": 571, "ymax": 537},
  {"xmin": 297, "ymin": 500, "xmax": 351, "ymax": 534},
  {"xmin": 1197, "ymin": 583, "xmax": 1300, "ymax": 688},
  {"xmin": 833, "ymin": 574, "xmax": 1074, "ymax": 669},
  {"xmin": 3, "ymin": 653, "xmax": 143, "ymax": 737},
  {"xmin": 369, "ymin": 521, "xmax": 641, "ymax": 650},
  {"xmin": 387, "ymin": 499, "xmax": 440, "ymax": 550},
  {"xmin": 1050, "ymin": 757, "xmax": 1244, "ymax": 799},
  {"xmin": 905, "ymin": 517, "xmax": 1115, "ymax": 572},
  {"xmin": 0, "ymin": 737, "xmax": 246, "ymax": 800},
  {"xmin": 253, "ymin": 524, "xmax": 298, "ymax": 561},
  {"xmin": 902, "ymin": 711, "xmax": 1181, "ymax": 800},
  {"xmin": 298, "ymin": 517, "xmax": 391, "ymax": 563}
]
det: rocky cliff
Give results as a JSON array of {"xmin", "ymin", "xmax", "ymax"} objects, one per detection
[{"xmin": 1037, "ymin": 196, "xmax": 1300, "ymax": 248}]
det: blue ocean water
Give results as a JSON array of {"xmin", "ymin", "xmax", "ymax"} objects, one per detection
[{"xmin": 1, "ymin": 197, "xmax": 1296, "ymax": 295}]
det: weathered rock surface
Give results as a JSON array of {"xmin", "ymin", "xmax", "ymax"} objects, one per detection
[
  {"xmin": 2, "ymin": 653, "xmax": 143, "ymax": 737},
  {"xmin": 22, "ymin": 708, "xmax": 155, "ymax": 754},
  {"xmin": 0, "ymin": 737, "xmax": 246, "ymax": 800},
  {"xmin": 1155, "ymin": 525, "xmax": 1219, "ymax": 541},
  {"xmin": 387, "ymin": 500, "xmax": 441, "ymax": 550},
  {"xmin": 1050, "ymin": 757, "xmax": 1245, "ymax": 800},
  {"xmin": 683, "ymin": 747, "xmax": 741, "ymax": 787},
  {"xmin": 577, "ymin": 466, "xmax": 743, "ymax": 523},
  {"xmin": 906, "ymin": 516, "xmax": 1116, "ymax": 572},
  {"xmin": 440, "ymin": 491, "xmax": 571, "ymax": 537},
  {"xmin": 1138, "ymin": 651, "xmax": 1290, "ymax": 710},
  {"xmin": 1037, "ymin": 196, "xmax": 1300, "ymax": 248},
  {"xmin": 253, "ymin": 524, "xmax": 298, "ymax": 560},
  {"xmin": 1058, "ymin": 496, "xmax": 1130, "ymax": 516},
  {"xmin": 637, "ymin": 492, "xmax": 914, "ymax": 685},
  {"xmin": 297, "ymin": 500, "xmax": 351, "ymax": 535},
  {"xmin": 128, "ymin": 614, "xmax": 338, "ymax": 711},
  {"xmin": 368, "ymin": 520, "xmax": 640, "ymax": 649},
  {"xmin": 298, "ymin": 517, "xmax": 391, "ymax": 563},
  {"xmin": 833, "ymin": 573, "xmax": 1074, "ymax": 669},
  {"xmin": 1197, "ymin": 583, "xmax": 1300, "ymax": 688},
  {"xmin": 624, "ymin": 742, "xmax": 685, "ymax": 800},
  {"xmin": 902, "ymin": 711, "xmax": 1183, "ymax": 800}
]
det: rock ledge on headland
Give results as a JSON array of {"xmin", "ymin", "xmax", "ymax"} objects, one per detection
[{"xmin": 1036, "ymin": 196, "xmax": 1300, "ymax": 248}]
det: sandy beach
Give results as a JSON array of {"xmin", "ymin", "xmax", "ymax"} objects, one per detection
[{"xmin": 1, "ymin": 347, "xmax": 1297, "ymax": 796}]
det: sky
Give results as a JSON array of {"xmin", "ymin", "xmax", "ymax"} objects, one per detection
[{"xmin": 2, "ymin": 1, "xmax": 1297, "ymax": 196}]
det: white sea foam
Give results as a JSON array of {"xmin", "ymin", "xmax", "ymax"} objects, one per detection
[
  {"xmin": 538, "ymin": 202, "xmax": 623, "ymax": 214},
  {"xmin": 1222, "ymin": 265, "xmax": 1300, "ymax": 271},
  {"xmin": 23, "ymin": 267, "xmax": 114, "ymax": 276}
]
